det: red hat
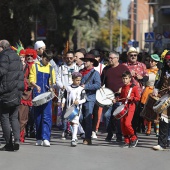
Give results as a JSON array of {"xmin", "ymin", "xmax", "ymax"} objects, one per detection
[
  {"xmin": 19, "ymin": 49, "xmax": 26, "ymax": 56},
  {"xmin": 25, "ymin": 48, "xmax": 37, "ymax": 59},
  {"xmin": 165, "ymin": 55, "xmax": 170, "ymax": 59}
]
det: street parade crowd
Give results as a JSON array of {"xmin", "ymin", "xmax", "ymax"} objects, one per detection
[{"xmin": 0, "ymin": 39, "xmax": 170, "ymax": 151}]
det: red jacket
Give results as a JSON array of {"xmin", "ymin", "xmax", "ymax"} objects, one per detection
[{"xmin": 119, "ymin": 83, "xmax": 140, "ymax": 104}]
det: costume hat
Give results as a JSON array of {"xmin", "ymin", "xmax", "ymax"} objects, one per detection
[
  {"xmin": 80, "ymin": 53, "xmax": 99, "ymax": 67},
  {"xmin": 151, "ymin": 54, "xmax": 160, "ymax": 62}
]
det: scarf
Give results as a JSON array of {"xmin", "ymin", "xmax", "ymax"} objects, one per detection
[
  {"xmin": 147, "ymin": 67, "xmax": 159, "ymax": 75},
  {"xmin": 80, "ymin": 67, "xmax": 94, "ymax": 77}
]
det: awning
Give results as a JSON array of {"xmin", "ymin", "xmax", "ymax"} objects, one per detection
[{"xmin": 159, "ymin": 5, "xmax": 170, "ymax": 15}]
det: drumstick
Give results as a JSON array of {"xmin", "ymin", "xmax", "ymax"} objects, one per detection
[
  {"xmin": 45, "ymin": 85, "xmax": 59, "ymax": 99},
  {"xmin": 158, "ymin": 87, "xmax": 169, "ymax": 93}
]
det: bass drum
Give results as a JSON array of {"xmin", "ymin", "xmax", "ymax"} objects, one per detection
[
  {"xmin": 96, "ymin": 87, "xmax": 115, "ymax": 108},
  {"xmin": 140, "ymin": 94, "xmax": 159, "ymax": 122}
]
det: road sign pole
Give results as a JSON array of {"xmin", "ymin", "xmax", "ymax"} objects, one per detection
[{"xmin": 149, "ymin": 42, "xmax": 151, "ymax": 54}]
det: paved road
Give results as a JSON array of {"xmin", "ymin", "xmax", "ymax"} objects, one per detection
[{"xmin": 0, "ymin": 128, "xmax": 169, "ymax": 170}]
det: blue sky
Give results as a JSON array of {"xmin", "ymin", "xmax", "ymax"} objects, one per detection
[
  {"xmin": 118, "ymin": 0, "xmax": 131, "ymax": 19},
  {"xmin": 101, "ymin": 0, "xmax": 131, "ymax": 19}
]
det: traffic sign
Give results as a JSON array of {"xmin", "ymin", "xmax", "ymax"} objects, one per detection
[
  {"xmin": 155, "ymin": 33, "xmax": 162, "ymax": 40},
  {"xmin": 154, "ymin": 40, "xmax": 162, "ymax": 48},
  {"xmin": 145, "ymin": 32, "xmax": 155, "ymax": 42}
]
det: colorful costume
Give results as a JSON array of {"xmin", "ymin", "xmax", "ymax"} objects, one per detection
[{"xmin": 29, "ymin": 61, "xmax": 56, "ymax": 144}]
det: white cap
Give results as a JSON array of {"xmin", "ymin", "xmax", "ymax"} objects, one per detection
[{"xmin": 34, "ymin": 40, "xmax": 46, "ymax": 50}]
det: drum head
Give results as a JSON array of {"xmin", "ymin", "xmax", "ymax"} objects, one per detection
[
  {"xmin": 113, "ymin": 104, "xmax": 125, "ymax": 116},
  {"xmin": 32, "ymin": 92, "xmax": 51, "ymax": 102},
  {"xmin": 153, "ymin": 94, "xmax": 169, "ymax": 111},
  {"xmin": 96, "ymin": 87, "xmax": 115, "ymax": 106},
  {"xmin": 64, "ymin": 106, "xmax": 75, "ymax": 119}
]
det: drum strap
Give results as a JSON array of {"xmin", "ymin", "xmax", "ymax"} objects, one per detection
[
  {"xmin": 125, "ymin": 87, "xmax": 133, "ymax": 104},
  {"xmin": 84, "ymin": 70, "xmax": 95, "ymax": 84},
  {"xmin": 49, "ymin": 65, "xmax": 53, "ymax": 85}
]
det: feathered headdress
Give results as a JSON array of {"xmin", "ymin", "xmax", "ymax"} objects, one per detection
[
  {"xmin": 11, "ymin": 40, "xmax": 24, "ymax": 55},
  {"xmin": 161, "ymin": 49, "xmax": 169, "ymax": 62}
]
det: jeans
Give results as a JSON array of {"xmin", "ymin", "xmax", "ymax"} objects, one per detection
[
  {"xmin": 82, "ymin": 101, "xmax": 95, "ymax": 139},
  {"xmin": 103, "ymin": 102, "xmax": 122, "ymax": 140},
  {"xmin": 0, "ymin": 104, "xmax": 20, "ymax": 144}
]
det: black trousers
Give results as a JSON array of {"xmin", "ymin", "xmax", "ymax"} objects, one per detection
[
  {"xmin": 0, "ymin": 104, "xmax": 20, "ymax": 144},
  {"xmin": 158, "ymin": 119, "xmax": 168, "ymax": 148}
]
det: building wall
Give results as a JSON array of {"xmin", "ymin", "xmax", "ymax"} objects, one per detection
[{"xmin": 128, "ymin": 0, "xmax": 150, "ymax": 50}]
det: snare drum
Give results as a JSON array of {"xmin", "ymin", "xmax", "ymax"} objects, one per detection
[
  {"xmin": 96, "ymin": 87, "xmax": 115, "ymax": 107},
  {"xmin": 153, "ymin": 94, "xmax": 170, "ymax": 114},
  {"xmin": 140, "ymin": 94, "xmax": 159, "ymax": 122},
  {"xmin": 32, "ymin": 91, "xmax": 55, "ymax": 106},
  {"xmin": 112, "ymin": 104, "xmax": 128, "ymax": 120},
  {"xmin": 64, "ymin": 105, "xmax": 79, "ymax": 121}
]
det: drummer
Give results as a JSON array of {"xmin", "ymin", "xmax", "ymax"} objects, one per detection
[
  {"xmin": 113, "ymin": 71, "xmax": 140, "ymax": 148},
  {"xmin": 62, "ymin": 72, "xmax": 86, "ymax": 147},
  {"xmin": 140, "ymin": 54, "xmax": 160, "ymax": 136},
  {"xmin": 152, "ymin": 51, "xmax": 170, "ymax": 150},
  {"xmin": 29, "ymin": 50, "xmax": 56, "ymax": 147}
]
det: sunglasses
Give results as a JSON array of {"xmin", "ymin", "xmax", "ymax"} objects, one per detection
[
  {"xmin": 130, "ymin": 54, "xmax": 137, "ymax": 57},
  {"xmin": 66, "ymin": 57, "xmax": 74, "ymax": 60}
]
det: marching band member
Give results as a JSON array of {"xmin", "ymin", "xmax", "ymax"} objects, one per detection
[
  {"xmin": 153, "ymin": 51, "xmax": 170, "ymax": 150},
  {"xmin": 89, "ymin": 49, "xmax": 105, "ymax": 139},
  {"xmin": 80, "ymin": 53, "xmax": 101, "ymax": 145},
  {"xmin": 140, "ymin": 54, "xmax": 160, "ymax": 136},
  {"xmin": 62, "ymin": 72, "xmax": 86, "ymax": 147},
  {"xmin": 101, "ymin": 50, "xmax": 129, "ymax": 142},
  {"xmin": 29, "ymin": 50, "xmax": 56, "ymax": 147},
  {"xmin": 113, "ymin": 71, "xmax": 140, "ymax": 148}
]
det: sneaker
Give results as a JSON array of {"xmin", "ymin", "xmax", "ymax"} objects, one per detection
[
  {"xmin": 91, "ymin": 131, "xmax": 97, "ymax": 139},
  {"xmin": 153, "ymin": 145, "xmax": 165, "ymax": 151},
  {"xmin": 35, "ymin": 140, "xmax": 42, "ymax": 146},
  {"xmin": 71, "ymin": 139, "xmax": 77, "ymax": 147},
  {"xmin": 83, "ymin": 139, "xmax": 92, "ymax": 145},
  {"xmin": 130, "ymin": 139, "xmax": 138, "ymax": 148},
  {"xmin": 121, "ymin": 143, "xmax": 130, "ymax": 148},
  {"xmin": 42, "ymin": 140, "xmax": 50, "ymax": 147},
  {"xmin": 156, "ymin": 133, "xmax": 159, "ymax": 137},
  {"xmin": 61, "ymin": 131, "xmax": 66, "ymax": 140}
]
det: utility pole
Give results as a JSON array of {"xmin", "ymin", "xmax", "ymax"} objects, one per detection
[{"xmin": 109, "ymin": 1, "xmax": 114, "ymax": 51}]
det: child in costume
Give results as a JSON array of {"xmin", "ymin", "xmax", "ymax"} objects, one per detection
[
  {"xmin": 62, "ymin": 72, "xmax": 86, "ymax": 146},
  {"xmin": 113, "ymin": 71, "xmax": 140, "ymax": 148},
  {"xmin": 29, "ymin": 50, "xmax": 56, "ymax": 147}
]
